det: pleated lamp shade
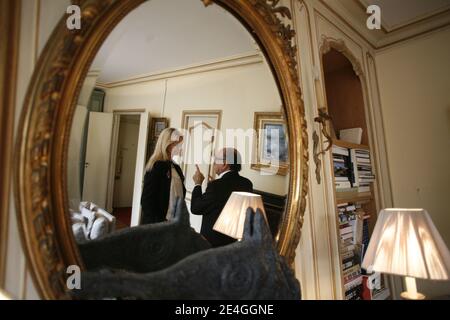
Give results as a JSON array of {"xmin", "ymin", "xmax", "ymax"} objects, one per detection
[
  {"xmin": 213, "ymin": 192, "xmax": 267, "ymax": 240},
  {"xmin": 362, "ymin": 209, "xmax": 450, "ymax": 280},
  {"xmin": 0, "ymin": 289, "xmax": 12, "ymax": 300}
]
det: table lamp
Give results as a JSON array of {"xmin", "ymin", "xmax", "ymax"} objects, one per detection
[
  {"xmin": 213, "ymin": 192, "xmax": 267, "ymax": 240},
  {"xmin": 362, "ymin": 208, "xmax": 450, "ymax": 300},
  {"xmin": 0, "ymin": 289, "xmax": 12, "ymax": 300}
]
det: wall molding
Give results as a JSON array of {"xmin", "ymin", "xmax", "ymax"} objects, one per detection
[
  {"xmin": 87, "ymin": 69, "xmax": 101, "ymax": 78},
  {"xmin": 292, "ymin": 0, "xmax": 321, "ymax": 300},
  {"xmin": 312, "ymin": 5, "xmax": 370, "ymax": 299},
  {"xmin": 293, "ymin": 0, "xmax": 344, "ymax": 299},
  {"xmin": 357, "ymin": 0, "xmax": 450, "ymax": 33},
  {"xmin": 313, "ymin": 7, "xmax": 366, "ymax": 60},
  {"xmin": 319, "ymin": 0, "xmax": 450, "ymax": 50},
  {"xmin": 319, "ymin": 36, "xmax": 364, "ymax": 77},
  {"xmin": 96, "ymin": 51, "xmax": 263, "ymax": 88},
  {"xmin": 0, "ymin": 0, "xmax": 21, "ymax": 288},
  {"xmin": 319, "ymin": 36, "xmax": 367, "ymax": 300},
  {"xmin": 297, "ymin": 0, "xmax": 397, "ymax": 299}
]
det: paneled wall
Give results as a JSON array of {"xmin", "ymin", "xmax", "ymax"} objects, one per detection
[
  {"xmin": 292, "ymin": 0, "xmax": 395, "ymax": 300},
  {"xmin": 375, "ymin": 27, "xmax": 450, "ymax": 298},
  {"xmin": 4, "ymin": 0, "xmax": 70, "ymax": 300},
  {"xmin": 0, "ymin": 0, "xmax": 20, "ymax": 292}
]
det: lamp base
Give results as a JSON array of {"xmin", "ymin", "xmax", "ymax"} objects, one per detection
[
  {"xmin": 401, "ymin": 277, "xmax": 426, "ymax": 300},
  {"xmin": 400, "ymin": 291, "xmax": 425, "ymax": 300}
]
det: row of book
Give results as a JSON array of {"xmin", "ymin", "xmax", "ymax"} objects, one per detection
[
  {"xmin": 353, "ymin": 149, "xmax": 375, "ymax": 193},
  {"xmin": 332, "ymin": 146, "xmax": 375, "ymax": 194},
  {"xmin": 333, "ymin": 146, "xmax": 352, "ymax": 191},
  {"xmin": 338, "ymin": 202, "xmax": 370, "ymax": 300}
]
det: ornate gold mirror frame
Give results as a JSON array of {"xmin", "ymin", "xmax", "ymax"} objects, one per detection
[{"xmin": 15, "ymin": 0, "xmax": 308, "ymax": 299}]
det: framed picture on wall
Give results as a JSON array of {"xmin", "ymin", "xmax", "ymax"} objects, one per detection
[
  {"xmin": 146, "ymin": 117, "xmax": 169, "ymax": 162},
  {"xmin": 251, "ymin": 112, "xmax": 288, "ymax": 176}
]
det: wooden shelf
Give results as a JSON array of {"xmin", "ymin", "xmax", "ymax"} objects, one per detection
[
  {"xmin": 323, "ymin": 47, "xmax": 382, "ymax": 300},
  {"xmin": 332, "ymin": 139, "xmax": 369, "ymax": 151},
  {"xmin": 336, "ymin": 192, "xmax": 373, "ymax": 204}
]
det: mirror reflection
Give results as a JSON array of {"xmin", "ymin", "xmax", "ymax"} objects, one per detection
[{"xmin": 68, "ymin": 0, "xmax": 289, "ymax": 254}]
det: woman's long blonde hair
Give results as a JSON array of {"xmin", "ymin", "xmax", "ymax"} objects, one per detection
[{"xmin": 145, "ymin": 128, "xmax": 182, "ymax": 171}]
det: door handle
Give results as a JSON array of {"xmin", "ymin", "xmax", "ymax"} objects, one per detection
[{"xmin": 85, "ymin": 162, "xmax": 90, "ymax": 168}]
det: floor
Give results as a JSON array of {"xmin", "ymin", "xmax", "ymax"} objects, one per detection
[{"xmin": 113, "ymin": 207, "xmax": 132, "ymax": 230}]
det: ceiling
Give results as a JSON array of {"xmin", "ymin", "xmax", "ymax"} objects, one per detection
[
  {"xmin": 359, "ymin": 0, "xmax": 450, "ymax": 32},
  {"xmin": 322, "ymin": 0, "xmax": 450, "ymax": 48},
  {"xmin": 92, "ymin": 0, "xmax": 257, "ymax": 84},
  {"xmin": 91, "ymin": 0, "xmax": 450, "ymax": 81}
]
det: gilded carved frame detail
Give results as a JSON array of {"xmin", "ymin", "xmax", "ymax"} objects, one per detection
[
  {"xmin": 15, "ymin": 0, "xmax": 309, "ymax": 299},
  {"xmin": 319, "ymin": 36, "xmax": 365, "ymax": 78}
]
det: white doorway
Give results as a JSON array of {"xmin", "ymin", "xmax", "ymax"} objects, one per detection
[
  {"xmin": 106, "ymin": 110, "xmax": 149, "ymax": 228},
  {"xmin": 111, "ymin": 115, "xmax": 141, "ymax": 228}
]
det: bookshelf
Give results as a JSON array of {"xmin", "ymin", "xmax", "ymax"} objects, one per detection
[
  {"xmin": 332, "ymin": 139, "xmax": 369, "ymax": 151},
  {"xmin": 336, "ymin": 194, "xmax": 372, "ymax": 205},
  {"xmin": 322, "ymin": 48, "xmax": 390, "ymax": 300}
]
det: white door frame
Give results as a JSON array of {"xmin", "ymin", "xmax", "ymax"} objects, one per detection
[{"xmin": 106, "ymin": 109, "xmax": 149, "ymax": 227}]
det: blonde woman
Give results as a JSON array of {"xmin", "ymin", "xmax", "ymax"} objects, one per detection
[{"xmin": 140, "ymin": 128, "xmax": 185, "ymax": 224}]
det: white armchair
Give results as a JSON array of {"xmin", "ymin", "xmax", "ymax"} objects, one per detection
[{"xmin": 71, "ymin": 202, "xmax": 116, "ymax": 242}]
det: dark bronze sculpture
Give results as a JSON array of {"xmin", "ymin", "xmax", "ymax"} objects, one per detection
[
  {"xmin": 78, "ymin": 198, "xmax": 211, "ymax": 273},
  {"xmin": 73, "ymin": 199, "xmax": 301, "ymax": 300}
]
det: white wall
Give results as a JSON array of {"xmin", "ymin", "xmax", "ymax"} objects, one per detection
[
  {"xmin": 104, "ymin": 60, "xmax": 289, "ymax": 195},
  {"xmin": 375, "ymin": 27, "xmax": 450, "ymax": 298},
  {"xmin": 5, "ymin": 0, "xmax": 70, "ymax": 300}
]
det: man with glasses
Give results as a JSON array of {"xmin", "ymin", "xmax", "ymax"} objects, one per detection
[{"xmin": 191, "ymin": 148, "xmax": 253, "ymax": 247}]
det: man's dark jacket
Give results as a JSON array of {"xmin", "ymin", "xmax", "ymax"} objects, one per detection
[{"xmin": 191, "ymin": 171, "xmax": 253, "ymax": 247}]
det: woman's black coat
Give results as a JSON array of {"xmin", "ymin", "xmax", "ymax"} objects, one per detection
[{"xmin": 140, "ymin": 160, "xmax": 186, "ymax": 224}]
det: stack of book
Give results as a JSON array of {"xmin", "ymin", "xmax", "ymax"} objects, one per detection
[
  {"xmin": 338, "ymin": 203, "xmax": 365, "ymax": 300},
  {"xmin": 332, "ymin": 146, "xmax": 355, "ymax": 193},
  {"xmin": 351, "ymin": 149, "xmax": 375, "ymax": 193}
]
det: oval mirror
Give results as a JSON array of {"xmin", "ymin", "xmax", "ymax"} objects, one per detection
[{"xmin": 16, "ymin": 0, "xmax": 308, "ymax": 299}]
